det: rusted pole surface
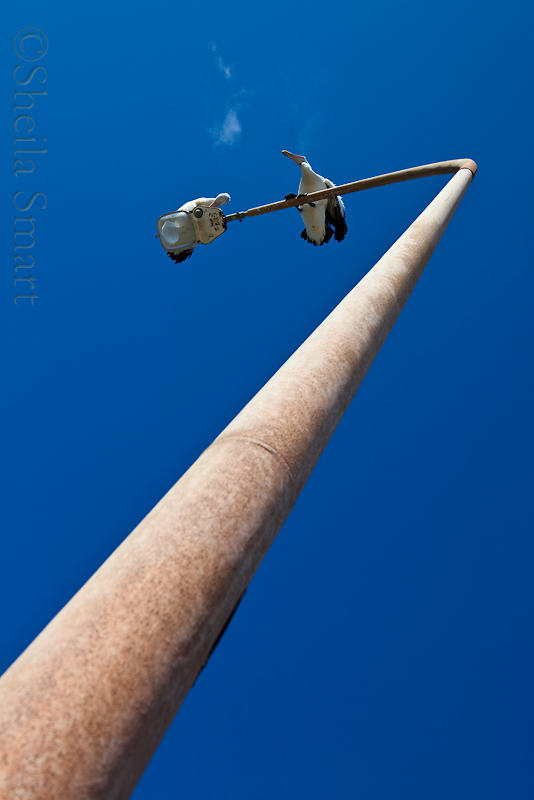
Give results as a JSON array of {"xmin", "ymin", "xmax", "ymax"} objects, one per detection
[
  {"xmin": 0, "ymin": 165, "xmax": 476, "ymax": 799},
  {"xmin": 225, "ymin": 158, "xmax": 477, "ymax": 221}
]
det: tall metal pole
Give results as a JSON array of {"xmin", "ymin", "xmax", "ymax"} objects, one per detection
[{"xmin": 0, "ymin": 163, "xmax": 476, "ymax": 799}]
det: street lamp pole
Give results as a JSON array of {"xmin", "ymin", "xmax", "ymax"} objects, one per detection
[
  {"xmin": 0, "ymin": 161, "xmax": 476, "ymax": 800},
  {"xmin": 224, "ymin": 157, "xmax": 477, "ymax": 221}
]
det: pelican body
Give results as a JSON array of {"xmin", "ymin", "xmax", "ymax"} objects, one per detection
[
  {"xmin": 158, "ymin": 193, "xmax": 231, "ymax": 264},
  {"xmin": 282, "ymin": 150, "xmax": 347, "ymax": 246}
]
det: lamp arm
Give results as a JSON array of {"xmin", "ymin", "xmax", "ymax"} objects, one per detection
[{"xmin": 224, "ymin": 158, "xmax": 477, "ymax": 223}]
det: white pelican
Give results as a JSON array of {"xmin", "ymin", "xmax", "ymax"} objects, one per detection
[
  {"xmin": 164, "ymin": 193, "xmax": 230, "ymax": 263},
  {"xmin": 282, "ymin": 150, "xmax": 347, "ymax": 246}
]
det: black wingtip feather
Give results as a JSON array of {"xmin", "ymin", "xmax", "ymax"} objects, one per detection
[
  {"xmin": 334, "ymin": 218, "xmax": 348, "ymax": 242},
  {"xmin": 167, "ymin": 248, "xmax": 194, "ymax": 264}
]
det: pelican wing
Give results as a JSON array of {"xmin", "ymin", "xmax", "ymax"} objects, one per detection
[{"xmin": 324, "ymin": 179, "xmax": 348, "ymax": 242}]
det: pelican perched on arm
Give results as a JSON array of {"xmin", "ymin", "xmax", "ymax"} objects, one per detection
[
  {"xmin": 164, "ymin": 193, "xmax": 231, "ymax": 263},
  {"xmin": 282, "ymin": 150, "xmax": 347, "ymax": 246}
]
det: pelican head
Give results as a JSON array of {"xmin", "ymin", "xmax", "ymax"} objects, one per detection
[
  {"xmin": 209, "ymin": 193, "xmax": 231, "ymax": 208},
  {"xmin": 282, "ymin": 150, "xmax": 307, "ymax": 165}
]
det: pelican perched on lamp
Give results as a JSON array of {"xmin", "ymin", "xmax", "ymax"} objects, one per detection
[
  {"xmin": 162, "ymin": 193, "xmax": 231, "ymax": 263},
  {"xmin": 282, "ymin": 150, "xmax": 347, "ymax": 246}
]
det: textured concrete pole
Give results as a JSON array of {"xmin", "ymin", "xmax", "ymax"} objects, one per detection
[{"xmin": 0, "ymin": 166, "xmax": 475, "ymax": 799}]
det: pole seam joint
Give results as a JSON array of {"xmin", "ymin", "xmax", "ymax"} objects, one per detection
[{"xmin": 212, "ymin": 434, "xmax": 297, "ymax": 488}]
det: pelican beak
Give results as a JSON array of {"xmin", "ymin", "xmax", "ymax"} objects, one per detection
[{"xmin": 282, "ymin": 150, "xmax": 306, "ymax": 165}]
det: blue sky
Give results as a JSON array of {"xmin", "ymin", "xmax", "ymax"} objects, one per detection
[{"xmin": 2, "ymin": 1, "xmax": 533, "ymax": 797}]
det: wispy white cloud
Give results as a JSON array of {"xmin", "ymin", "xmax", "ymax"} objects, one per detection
[
  {"xmin": 211, "ymin": 108, "xmax": 241, "ymax": 146},
  {"xmin": 209, "ymin": 46, "xmax": 252, "ymax": 147},
  {"xmin": 297, "ymin": 111, "xmax": 322, "ymax": 154},
  {"xmin": 211, "ymin": 43, "xmax": 232, "ymax": 80}
]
